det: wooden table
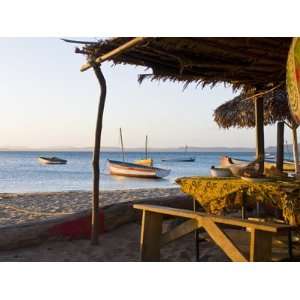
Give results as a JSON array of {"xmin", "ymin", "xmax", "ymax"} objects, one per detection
[{"xmin": 134, "ymin": 204, "xmax": 293, "ymax": 262}]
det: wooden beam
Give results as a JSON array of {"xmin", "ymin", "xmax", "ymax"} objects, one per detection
[
  {"xmin": 133, "ymin": 204, "xmax": 292, "ymax": 233},
  {"xmin": 161, "ymin": 219, "xmax": 199, "ymax": 246},
  {"xmin": 91, "ymin": 65, "xmax": 107, "ymax": 245},
  {"xmin": 276, "ymin": 122, "xmax": 284, "ymax": 171},
  {"xmin": 80, "ymin": 37, "xmax": 145, "ymax": 72},
  {"xmin": 255, "ymin": 94, "xmax": 265, "ymax": 174},
  {"xmin": 202, "ymin": 218, "xmax": 247, "ymax": 262},
  {"xmin": 249, "ymin": 229, "xmax": 272, "ymax": 261},
  {"xmin": 140, "ymin": 210, "xmax": 163, "ymax": 261}
]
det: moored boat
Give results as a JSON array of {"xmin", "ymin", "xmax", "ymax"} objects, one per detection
[
  {"xmin": 134, "ymin": 158, "xmax": 153, "ymax": 167},
  {"xmin": 161, "ymin": 145, "xmax": 195, "ymax": 162},
  {"xmin": 220, "ymin": 156, "xmax": 294, "ymax": 172},
  {"xmin": 38, "ymin": 156, "xmax": 67, "ymax": 165},
  {"xmin": 161, "ymin": 157, "xmax": 195, "ymax": 162},
  {"xmin": 108, "ymin": 159, "xmax": 170, "ymax": 178}
]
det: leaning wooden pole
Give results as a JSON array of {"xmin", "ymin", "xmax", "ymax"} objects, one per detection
[
  {"xmin": 276, "ymin": 122, "xmax": 284, "ymax": 171},
  {"xmin": 91, "ymin": 65, "xmax": 107, "ymax": 245},
  {"xmin": 254, "ymin": 95, "xmax": 265, "ymax": 174}
]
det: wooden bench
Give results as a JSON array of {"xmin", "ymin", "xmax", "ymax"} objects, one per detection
[{"xmin": 134, "ymin": 204, "xmax": 293, "ymax": 262}]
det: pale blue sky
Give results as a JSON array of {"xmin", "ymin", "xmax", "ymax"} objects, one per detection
[{"xmin": 0, "ymin": 38, "xmax": 294, "ymax": 149}]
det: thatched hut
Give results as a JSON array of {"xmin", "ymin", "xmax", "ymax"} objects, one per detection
[
  {"xmin": 65, "ymin": 37, "xmax": 295, "ymax": 243},
  {"xmin": 214, "ymin": 89, "xmax": 299, "ymax": 172}
]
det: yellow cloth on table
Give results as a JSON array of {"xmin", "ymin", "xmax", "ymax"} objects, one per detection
[{"xmin": 176, "ymin": 176, "xmax": 300, "ymax": 226}]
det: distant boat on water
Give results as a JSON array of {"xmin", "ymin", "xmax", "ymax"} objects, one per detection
[
  {"xmin": 38, "ymin": 156, "xmax": 67, "ymax": 165},
  {"xmin": 161, "ymin": 145, "xmax": 195, "ymax": 162}
]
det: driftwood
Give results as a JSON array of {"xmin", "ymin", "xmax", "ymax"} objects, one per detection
[{"xmin": 0, "ymin": 195, "xmax": 193, "ymax": 251}]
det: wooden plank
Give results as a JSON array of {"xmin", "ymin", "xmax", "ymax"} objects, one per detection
[
  {"xmin": 140, "ymin": 210, "xmax": 163, "ymax": 261},
  {"xmin": 249, "ymin": 229, "xmax": 273, "ymax": 261},
  {"xmin": 80, "ymin": 37, "xmax": 145, "ymax": 72},
  {"xmin": 202, "ymin": 218, "xmax": 248, "ymax": 262},
  {"xmin": 133, "ymin": 204, "xmax": 292, "ymax": 233},
  {"xmin": 161, "ymin": 219, "xmax": 199, "ymax": 246}
]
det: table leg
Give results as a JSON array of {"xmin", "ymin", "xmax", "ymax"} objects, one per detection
[
  {"xmin": 140, "ymin": 210, "xmax": 163, "ymax": 261},
  {"xmin": 250, "ymin": 229, "xmax": 272, "ymax": 261}
]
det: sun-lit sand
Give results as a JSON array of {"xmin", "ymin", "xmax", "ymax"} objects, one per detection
[{"xmin": 0, "ymin": 188, "xmax": 182, "ymax": 226}]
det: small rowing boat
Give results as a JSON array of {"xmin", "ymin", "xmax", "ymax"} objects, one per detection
[
  {"xmin": 38, "ymin": 156, "xmax": 67, "ymax": 165},
  {"xmin": 108, "ymin": 159, "xmax": 170, "ymax": 178}
]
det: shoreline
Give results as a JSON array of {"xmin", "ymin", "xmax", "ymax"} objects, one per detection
[{"xmin": 0, "ymin": 187, "xmax": 183, "ymax": 227}]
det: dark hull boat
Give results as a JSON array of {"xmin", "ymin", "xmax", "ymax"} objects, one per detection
[
  {"xmin": 38, "ymin": 156, "xmax": 67, "ymax": 165},
  {"xmin": 161, "ymin": 157, "xmax": 195, "ymax": 162}
]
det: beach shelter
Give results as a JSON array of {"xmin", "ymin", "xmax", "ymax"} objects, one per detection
[
  {"xmin": 64, "ymin": 37, "xmax": 295, "ymax": 244},
  {"xmin": 213, "ymin": 89, "xmax": 299, "ymax": 172}
]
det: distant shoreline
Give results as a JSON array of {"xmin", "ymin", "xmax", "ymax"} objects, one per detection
[{"xmin": 0, "ymin": 147, "xmax": 281, "ymax": 153}]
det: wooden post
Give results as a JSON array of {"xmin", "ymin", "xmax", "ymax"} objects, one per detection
[
  {"xmin": 255, "ymin": 95, "xmax": 265, "ymax": 174},
  {"xmin": 292, "ymin": 125, "xmax": 300, "ymax": 176},
  {"xmin": 249, "ymin": 229, "xmax": 272, "ymax": 261},
  {"xmin": 276, "ymin": 122, "xmax": 284, "ymax": 171},
  {"xmin": 91, "ymin": 65, "xmax": 107, "ymax": 245},
  {"xmin": 140, "ymin": 210, "xmax": 163, "ymax": 261}
]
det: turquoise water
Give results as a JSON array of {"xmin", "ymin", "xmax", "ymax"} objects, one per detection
[{"xmin": 0, "ymin": 151, "xmax": 264, "ymax": 192}]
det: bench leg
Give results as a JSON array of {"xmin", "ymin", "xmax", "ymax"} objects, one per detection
[
  {"xmin": 140, "ymin": 210, "xmax": 163, "ymax": 261},
  {"xmin": 250, "ymin": 229, "xmax": 272, "ymax": 262}
]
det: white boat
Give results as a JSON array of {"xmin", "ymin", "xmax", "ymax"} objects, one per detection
[
  {"xmin": 108, "ymin": 159, "xmax": 170, "ymax": 178},
  {"xmin": 38, "ymin": 156, "xmax": 67, "ymax": 165}
]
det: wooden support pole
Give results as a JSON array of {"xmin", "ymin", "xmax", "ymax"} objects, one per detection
[
  {"xmin": 249, "ymin": 229, "xmax": 272, "ymax": 261},
  {"xmin": 276, "ymin": 122, "xmax": 284, "ymax": 171},
  {"xmin": 292, "ymin": 126, "xmax": 300, "ymax": 176},
  {"xmin": 80, "ymin": 37, "xmax": 145, "ymax": 72},
  {"xmin": 91, "ymin": 65, "xmax": 107, "ymax": 245},
  {"xmin": 140, "ymin": 210, "xmax": 163, "ymax": 261},
  {"xmin": 255, "ymin": 95, "xmax": 265, "ymax": 174}
]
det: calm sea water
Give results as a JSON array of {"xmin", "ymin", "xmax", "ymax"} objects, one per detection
[{"xmin": 0, "ymin": 151, "xmax": 266, "ymax": 193}]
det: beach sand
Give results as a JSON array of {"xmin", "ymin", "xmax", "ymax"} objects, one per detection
[
  {"xmin": 0, "ymin": 187, "xmax": 229, "ymax": 261},
  {"xmin": 0, "ymin": 221, "xmax": 229, "ymax": 262},
  {"xmin": 0, "ymin": 188, "xmax": 182, "ymax": 226}
]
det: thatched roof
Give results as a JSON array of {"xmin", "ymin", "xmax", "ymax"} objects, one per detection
[
  {"xmin": 76, "ymin": 37, "xmax": 292, "ymax": 91},
  {"xmin": 213, "ymin": 89, "xmax": 293, "ymax": 129}
]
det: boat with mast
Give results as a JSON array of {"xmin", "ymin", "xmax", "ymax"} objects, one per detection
[
  {"xmin": 107, "ymin": 129, "xmax": 170, "ymax": 178},
  {"xmin": 161, "ymin": 145, "xmax": 196, "ymax": 162},
  {"xmin": 134, "ymin": 135, "xmax": 153, "ymax": 166}
]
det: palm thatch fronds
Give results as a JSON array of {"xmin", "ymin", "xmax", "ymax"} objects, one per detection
[
  {"xmin": 213, "ymin": 89, "xmax": 293, "ymax": 129},
  {"xmin": 73, "ymin": 37, "xmax": 292, "ymax": 92}
]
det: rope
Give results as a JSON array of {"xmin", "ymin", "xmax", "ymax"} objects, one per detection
[{"xmin": 0, "ymin": 203, "xmax": 72, "ymax": 216}]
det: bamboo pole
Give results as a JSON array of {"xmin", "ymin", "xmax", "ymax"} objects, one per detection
[
  {"xmin": 80, "ymin": 37, "xmax": 145, "ymax": 72},
  {"xmin": 292, "ymin": 126, "xmax": 300, "ymax": 176},
  {"xmin": 91, "ymin": 65, "xmax": 107, "ymax": 245},
  {"xmin": 276, "ymin": 122, "xmax": 284, "ymax": 171},
  {"xmin": 255, "ymin": 95, "xmax": 265, "ymax": 174}
]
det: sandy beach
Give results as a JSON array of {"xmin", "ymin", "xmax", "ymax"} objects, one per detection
[{"xmin": 0, "ymin": 187, "xmax": 183, "ymax": 226}]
